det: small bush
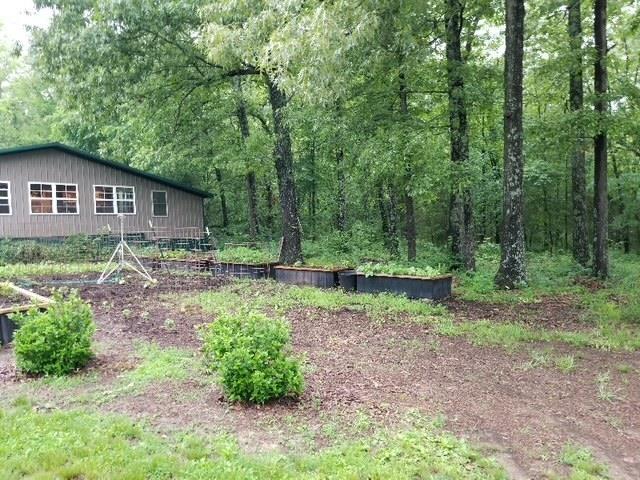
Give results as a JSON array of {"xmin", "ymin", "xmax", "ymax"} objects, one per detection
[
  {"xmin": 13, "ymin": 291, "xmax": 95, "ymax": 376},
  {"xmin": 201, "ymin": 310, "xmax": 303, "ymax": 404}
]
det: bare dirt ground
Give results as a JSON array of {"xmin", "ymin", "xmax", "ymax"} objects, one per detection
[{"xmin": 1, "ymin": 274, "xmax": 639, "ymax": 479}]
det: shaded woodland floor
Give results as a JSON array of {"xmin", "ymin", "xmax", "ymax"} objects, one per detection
[{"xmin": 1, "ymin": 273, "xmax": 639, "ymax": 479}]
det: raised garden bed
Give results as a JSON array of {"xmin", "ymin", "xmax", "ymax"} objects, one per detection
[
  {"xmin": 274, "ymin": 266, "xmax": 350, "ymax": 288},
  {"xmin": 0, "ymin": 282, "xmax": 53, "ymax": 346},
  {"xmin": 337, "ymin": 270, "xmax": 358, "ymax": 291},
  {"xmin": 355, "ymin": 273, "xmax": 452, "ymax": 300},
  {"xmin": 215, "ymin": 262, "xmax": 279, "ymax": 280}
]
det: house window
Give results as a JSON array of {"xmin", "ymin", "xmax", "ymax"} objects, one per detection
[
  {"xmin": 94, "ymin": 185, "xmax": 136, "ymax": 215},
  {"xmin": 152, "ymin": 191, "xmax": 167, "ymax": 217},
  {"xmin": 29, "ymin": 182, "xmax": 78, "ymax": 215},
  {"xmin": 0, "ymin": 181, "xmax": 10, "ymax": 215}
]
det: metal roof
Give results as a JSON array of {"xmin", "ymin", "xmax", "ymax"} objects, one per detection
[{"xmin": 0, "ymin": 142, "xmax": 212, "ymax": 198}]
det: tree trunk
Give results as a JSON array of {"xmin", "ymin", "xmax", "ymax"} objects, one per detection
[
  {"xmin": 495, "ymin": 0, "xmax": 527, "ymax": 288},
  {"xmin": 265, "ymin": 75, "xmax": 303, "ymax": 264},
  {"xmin": 388, "ymin": 187, "xmax": 400, "ymax": 258},
  {"xmin": 593, "ymin": 0, "xmax": 609, "ymax": 278},
  {"xmin": 336, "ymin": 148, "xmax": 347, "ymax": 232},
  {"xmin": 399, "ymin": 71, "xmax": 417, "ymax": 261},
  {"xmin": 245, "ymin": 172, "xmax": 259, "ymax": 240},
  {"xmin": 378, "ymin": 183, "xmax": 400, "ymax": 258},
  {"xmin": 404, "ymin": 190, "xmax": 416, "ymax": 261},
  {"xmin": 234, "ymin": 78, "xmax": 260, "ymax": 241},
  {"xmin": 309, "ymin": 139, "xmax": 317, "ymax": 240},
  {"xmin": 214, "ymin": 167, "xmax": 229, "ymax": 229},
  {"xmin": 568, "ymin": 0, "xmax": 590, "ymax": 267},
  {"xmin": 446, "ymin": 0, "xmax": 475, "ymax": 270},
  {"xmin": 264, "ymin": 182, "xmax": 274, "ymax": 232}
]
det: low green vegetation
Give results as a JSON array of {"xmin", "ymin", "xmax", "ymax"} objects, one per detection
[
  {"xmin": 93, "ymin": 343, "xmax": 205, "ymax": 405},
  {"xmin": 456, "ymin": 244, "xmax": 588, "ymax": 304},
  {"xmin": 436, "ymin": 318, "xmax": 640, "ymax": 352},
  {"xmin": 217, "ymin": 245, "xmax": 277, "ymax": 264},
  {"xmin": 0, "ymin": 405, "xmax": 507, "ymax": 480},
  {"xmin": 201, "ymin": 310, "xmax": 304, "ymax": 404},
  {"xmin": 560, "ymin": 443, "xmax": 609, "ymax": 479},
  {"xmin": 0, "ymin": 262, "xmax": 103, "ymax": 278},
  {"xmin": 12, "ymin": 291, "xmax": 95, "ymax": 376},
  {"xmin": 0, "ymin": 236, "xmax": 105, "ymax": 265},
  {"xmin": 357, "ymin": 261, "xmax": 445, "ymax": 278},
  {"xmin": 182, "ymin": 279, "xmax": 447, "ymax": 323}
]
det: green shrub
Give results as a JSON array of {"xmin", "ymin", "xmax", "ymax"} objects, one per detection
[
  {"xmin": 201, "ymin": 310, "xmax": 304, "ymax": 404},
  {"xmin": 13, "ymin": 291, "xmax": 95, "ymax": 376}
]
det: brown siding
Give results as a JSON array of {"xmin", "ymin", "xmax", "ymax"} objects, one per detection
[{"xmin": 0, "ymin": 149, "xmax": 205, "ymax": 238}]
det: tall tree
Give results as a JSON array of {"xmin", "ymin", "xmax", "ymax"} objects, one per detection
[
  {"xmin": 495, "ymin": 0, "xmax": 527, "ymax": 288},
  {"xmin": 445, "ymin": 0, "xmax": 475, "ymax": 270},
  {"xmin": 593, "ymin": 0, "xmax": 609, "ymax": 278},
  {"xmin": 399, "ymin": 70, "xmax": 417, "ymax": 261},
  {"xmin": 233, "ymin": 78, "xmax": 260, "ymax": 241},
  {"xmin": 265, "ymin": 76, "xmax": 303, "ymax": 263},
  {"xmin": 568, "ymin": 0, "xmax": 590, "ymax": 268}
]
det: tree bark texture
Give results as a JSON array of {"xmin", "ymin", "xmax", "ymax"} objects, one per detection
[
  {"xmin": 568, "ymin": 0, "xmax": 590, "ymax": 267},
  {"xmin": 593, "ymin": 0, "xmax": 609, "ymax": 278},
  {"xmin": 446, "ymin": 0, "xmax": 476, "ymax": 270},
  {"xmin": 495, "ymin": 0, "xmax": 527, "ymax": 288},
  {"xmin": 266, "ymin": 75, "xmax": 303, "ymax": 264}
]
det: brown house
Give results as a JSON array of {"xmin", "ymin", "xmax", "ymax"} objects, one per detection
[{"xmin": 0, "ymin": 143, "xmax": 211, "ymax": 239}]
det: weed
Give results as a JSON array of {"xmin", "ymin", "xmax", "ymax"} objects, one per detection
[
  {"xmin": 616, "ymin": 363, "xmax": 633, "ymax": 374},
  {"xmin": 596, "ymin": 372, "xmax": 620, "ymax": 403},
  {"xmin": 561, "ymin": 443, "xmax": 609, "ymax": 479},
  {"xmin": 554, "ymin": 355, "xmax": 577, "ymax": 373},
  {"xmin": 523, "ymin": 349, "xmax": 552, "ymax": 369}
]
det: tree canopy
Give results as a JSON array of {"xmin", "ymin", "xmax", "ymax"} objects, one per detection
[{"xmin": 0, "ymin": 0, "xmax": 638, "ymax": 279}]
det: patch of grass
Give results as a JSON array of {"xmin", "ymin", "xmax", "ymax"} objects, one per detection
[
  {"xmin": 560, "ymin": 443, "xmax": 609, "ymax": 479},
  {"xmin": 554, "ymin": 355, "xmax": 577, "ymax": 373},
  {"xmin": 616, "ymin": 363, "xmax": 634, "ymax": 374},
  {"xmin": 456, "ymin": 247, "xmax": 587, "ymax": 304},
  {"xmin": 0, "ymin": 262, "xmax": 102, "ymax": 278},
  {"xmin": 0, "ymin": 406, "xmax": 508, "ymax": 480},
  {"xmin": 95, "ymin": 343, "xmax": 203, "ymax": 404},
  {"xmin": 436, "ymin": 318, "xmax": 640, "ymax": 352},
  {"xmin": 181, "ymin": 279, "xmax": 448, "ymax": 323},
  {"xmin": 596, "ymin": 372, "xmax": 621, "ymax": 403}
]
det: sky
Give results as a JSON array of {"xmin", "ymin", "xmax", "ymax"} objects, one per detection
[{"xmin": 0, "ymin": 1, "xmax": 52, "ymax": 47}]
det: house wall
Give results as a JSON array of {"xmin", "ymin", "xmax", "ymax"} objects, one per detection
[{"xmin": 0, "ymin": 149, "xmax": 205, "ymax": 238}]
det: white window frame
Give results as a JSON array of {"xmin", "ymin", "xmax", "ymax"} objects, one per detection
[
  {"xmin": 28, "ymin": 181, "xmax": 79, "ymax": 215},
  {"xmin": 93, "ymin": 185, "xmax": 136, "ymax": 215},
  {"xmin": 0, "ymin": 181, "xmax": 11, "ymax": 216},
  {"xmin": 151, "ymin": 190, "xmax": 168, "ymax": 218}
]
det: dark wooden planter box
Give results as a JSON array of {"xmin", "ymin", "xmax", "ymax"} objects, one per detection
[
  {"xmin": 355, "ymin": 273, "xmax": 452, "ymax": 300},
  {"xmin": 337, "ymin": 270, "xmax": 358, "ymax": 291},
  {"xmin": 0, "ymin": 314, "xmax": 18, "ymax": 346},
  {"xmin": 274, "ymin": 266, "xmax": 349, "ymax": 288},
  {"xmin": 216, "ymin": 262, "xmax": 278, "ymax": 279}
]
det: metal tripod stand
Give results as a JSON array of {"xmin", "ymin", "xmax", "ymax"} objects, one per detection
[{"xmin": 97, "ymin": 215, "xmax": 154, "ymax": 284}]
